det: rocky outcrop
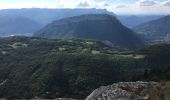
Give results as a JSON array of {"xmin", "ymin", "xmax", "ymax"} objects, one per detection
[
  {"xmin": 85, "ymin": 81, "xmax": 163, "ymax": 100},
  {"xmin": 31, "ymin": 97, "xmax": 78, "ymax": 100}
]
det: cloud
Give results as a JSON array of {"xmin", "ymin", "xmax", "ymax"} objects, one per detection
[
  {"xmin": 55, "ymin": 0, "xmax": 109, "ymax": 8},
  {"xmin": 77, "ymin": 1, "xmax": 90, "ymax": 7},
  {"xmin": 0, "ymin": 1, "xmax": 52, "ymax": 9},
  {"xmin": 162, "ymin": 0, "xmax": 170, "ymax": 6},
  {"xmin": 115, "ymin": 4, "xmax": 127, "ymax": 8},
  {"xmin": 136, "ymin": 0, "xmax": 157, "ymax": 6},
  {"xmin": 103, "ymin": 2, "xmax": 110, "ymax": 7},
  {"xmin": 35, "ymin": 0, "xmax": 170, "ymax": 15},
  {"xmin": 76, "ymin": 0, "xmax": 112, "ymax": 9},
  {"xmin": 0, "ymin": 0, "xmax": 169, "ymax": 15},
  {"xmin": 0, "ymin": 0, "xmax": 111, "ymax": 9}
]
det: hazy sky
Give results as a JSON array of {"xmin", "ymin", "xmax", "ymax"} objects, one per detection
[{"xmin": 0, "ymin": 0, "xmax": 170, "ymax": 15}]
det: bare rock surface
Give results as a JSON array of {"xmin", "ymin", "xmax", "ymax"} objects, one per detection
[{"xmin": 85, "ymin": 81, "xmax": 161, "ymax": 100}]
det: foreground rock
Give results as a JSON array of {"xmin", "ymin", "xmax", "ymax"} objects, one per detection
[
  {"xmin": 32, "ymin": 98, "xmax": 78, "ymax": 100},
  {"xmin": 85, "ymin": 81, "xmax": 165, "ymax": 100}
]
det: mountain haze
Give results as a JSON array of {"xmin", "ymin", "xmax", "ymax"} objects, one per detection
[
  {"xmin": 0, "ymin": 8, "xmax": 115, "ymax": 36},
  {"xmin": 34, "ymin": 14, "xmax": 144, "ymax": 49},
  {"xmin": 0, "ymin": 15, "xmax": 42, "ymax": 36},
  {"xmin": 118, "ymin": 15, "xmax": 163, "ymax": 28},
  {"xmin": 133, "ymin": 15, "xmax": 170, "ymax": 43},
  {"xmin": 0, "ymin": 8, "xmax": 115, "ymax": 25}
]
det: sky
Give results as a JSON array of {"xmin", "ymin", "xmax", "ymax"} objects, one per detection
[{"xmin": 0, "ymin": 0, "xmax": 170, "ymax": 15}]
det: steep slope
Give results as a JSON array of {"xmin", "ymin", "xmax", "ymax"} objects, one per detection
[
  {"xmin": 0, "ymin": 36, "xmax": 170, "ymax": 99},
  {"xmin": 133, "ymin": 15, "xmax": 170, "ymax": 43},
  {"xmin": 0, "ymin": 8, "xmax": 115, "ymax": 36},
  {"xmin": 0, "ymin": 8, "xmax": 115, "ymax": 25},
  {"xmin": 0, "ymin": 15, "xmax": 43, "ymax": 36},
  {"xmin": 0, "ymin": 36, "xmax": 144, "ymax": 99},
  {"xmin": 118, "ymin": 15, "xmax": 163, "ymax": 28},
  {"xmin": 34, "ymin": 14, "xmax": 144, "ymax": 49}
]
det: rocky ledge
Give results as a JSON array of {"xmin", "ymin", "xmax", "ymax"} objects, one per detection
[{"xmin": 85, "ymin": 81, "xmax": 165, "ymax": 100}]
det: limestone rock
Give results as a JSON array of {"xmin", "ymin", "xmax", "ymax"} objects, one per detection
[{"xmin": 86, "ymin": 81, "xmax": 161, "ymax": 100}]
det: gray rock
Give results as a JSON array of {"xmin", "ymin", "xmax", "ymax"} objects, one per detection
[{"xmin": 85, "ymin": 81, "xmax": 159, "ymax": 100}]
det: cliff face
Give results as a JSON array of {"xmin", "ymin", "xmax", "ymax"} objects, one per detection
[
  {"xmin": 85, "ymin": 82, "xmax": 167, "ymax": 100},
  {"xmin": 34, "ymin": 14, "xmax": 144, "ymax": 49}
]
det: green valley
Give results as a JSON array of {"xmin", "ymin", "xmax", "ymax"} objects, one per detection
[{"xmin": 0, "ymin": 36, "xmax": 170, "ymax": 99}]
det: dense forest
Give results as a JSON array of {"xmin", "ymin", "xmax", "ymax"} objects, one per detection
[{"xmin": 0, "ymin": 36, "xmax": 170, "ymax": 99}]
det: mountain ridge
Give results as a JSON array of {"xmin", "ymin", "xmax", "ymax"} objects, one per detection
[
  {"xmin": 0, "ymin": 15, "xmax": 43, "ymax": 36},
  {"xmin": 118, "ymin": 15, "xmax": 163, "ymax": 28},
  {"xmin": 0, "ymin": 8, "xmax": 115, "ymax": 25},
  {"xmin": 133, "ymin": 15, "xmax": 170, "ymax": 43},
  {"xmin": 34, "ymin": 14, "xmax": 144, "ymax": 49}
]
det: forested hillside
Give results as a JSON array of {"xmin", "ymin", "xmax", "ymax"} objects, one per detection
[
  {"xmin": 34, "ymin": 14, "xmax": 144, "ymax": 49},
  {"xmin": 0, "ymin": 36, "xmax": 169, "ymax": 99}
]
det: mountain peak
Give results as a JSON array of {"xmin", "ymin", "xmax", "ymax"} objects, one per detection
[
  {"xmin": 34, "ymin": 14, "xmax": 144, "ymax": 49},
  {"xmin": 49, "ymin": 14, "xmax": 121, "ymax": 28}
]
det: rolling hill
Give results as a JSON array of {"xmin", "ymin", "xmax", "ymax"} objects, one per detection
[
  {"xmin": 0, "ymin": 36, "xmax": 170, "ymax": 99},
  {"xmin": 0, "ymin": 36, "xmax": 142, "ymax": 99},
  {"xmin": 34, "ymin": 14, "xmax": 144, "ymax": 49}
]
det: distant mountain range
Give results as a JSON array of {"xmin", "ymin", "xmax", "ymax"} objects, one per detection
[
  {"xmin": 133, "ymin": 15, "xmax": 170, "ymax": 43},
  {"xmin": 0, "ymin": 15, "xmax": 43, "ymax": 36},
  {"xmin": 34, "ymin": 14, "xmax": 144, "ymax": 49},
  {"xmin": 0, "ymin": 8, "xmax": 166, "ymax": 38},
  {"xmin": 0, "ymin": 8, "xmax": 169, "ymax": 45},
  {"xmin": 0, "ymin": 8, "xmax": 115, "ymax": 25},
  {"xmin": 117, "ymin": 15, "xmax": 163, "ymax": 28},
  {"xmin": 0, "ymin": 8, "xmax": 115, "ymax": 36}
]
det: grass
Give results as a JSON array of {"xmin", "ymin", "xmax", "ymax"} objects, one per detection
[
  {"xmin": 91, "ymin": 50, "xmax": 100, "ymax": 55},
  {"xmin": 143, "ymin": 82, "xmax": 170, "ymax": 100},
  {"xmin": 1, "ymin": 51, "xmax": 7, "ymax": 55},
  {"xmin": 11, "ymin": 42, "xmax": 28, "ymax": 49}
]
